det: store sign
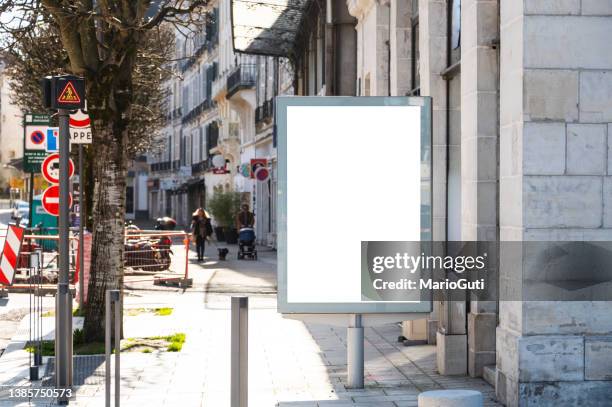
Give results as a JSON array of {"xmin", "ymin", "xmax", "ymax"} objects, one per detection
[
  {"xmin": 250, "ymin": 158, "xmax": 267, "ymax": 179},
  {"xmin": 276, "ymin": 97, "xmax": 432, "ymax": 314}
]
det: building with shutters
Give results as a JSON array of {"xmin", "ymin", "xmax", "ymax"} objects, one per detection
[
  {"xmin": 230, "ymin": 0, "xmax": 612, "ymax": 405},
  {"xmin": 147, "ymin": 3, "xmax": 221, "ymax": 226}
]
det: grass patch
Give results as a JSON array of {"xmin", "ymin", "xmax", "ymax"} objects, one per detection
[
  {"xmin": 124, "ymin": 307, "xmax": 173, "ymax": 316},
  {"xmin": 154, "ymin": 307, "xmax": 173, "ymax": 316},
  {"xmin": 24, "ymin": 330, "xmax": 185, "ymax": 355},
  {"xmin": 25, "ymin": 340, "xmax": 109, "ymax": 356},
  {"xmin": 166, "ymin": 333, "xmax": 186, "ymax": 352},
  {"xmin": 40, "ymin": 308, "xmax": 82, "ymax": 317}
]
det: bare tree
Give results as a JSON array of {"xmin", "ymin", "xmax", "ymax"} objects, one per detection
[{"xmin": 0, "ymin": 0, "xmax": 208, "ymax": 341}]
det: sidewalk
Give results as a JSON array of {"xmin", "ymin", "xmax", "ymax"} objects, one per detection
[
  {"xmin": 0, "ymin": 244, "xmax": 501, "ymax": 406},
  {"xmin": 125, "ymin": 242, "xmax": 278, "ymax": 294}
]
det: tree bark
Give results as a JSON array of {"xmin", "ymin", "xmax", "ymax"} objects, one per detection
[{"xmin": 82, "ymin": 118, "xmax": 128, "ymax": 342}]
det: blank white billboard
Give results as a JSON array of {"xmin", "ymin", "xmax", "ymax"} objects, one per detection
[{"xmin": 276, "ymin": 97, "xmax": 432, "ymax": 314}]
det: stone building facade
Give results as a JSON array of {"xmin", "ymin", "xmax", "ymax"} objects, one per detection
[{"xmin": 232, "ymin": 0, "xmax": 612, "ymax": 405}]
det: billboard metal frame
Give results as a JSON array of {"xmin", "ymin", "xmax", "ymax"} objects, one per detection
[{"xmin": 276, "ymin": 96, "xmax": 433, "ymax": 314}]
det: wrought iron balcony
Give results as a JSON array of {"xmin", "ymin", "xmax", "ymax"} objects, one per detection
[
  {"xmin": 255, "ymin": 98, "xmax": 274, "ymax": 125},
  {"xmin": 192, "ymin": 160, "xmax": 209, "ymax": 174},
  {"xmin": 226, "ymin": 64, "xmax": 256, "ymax": 98},
  {"xmin": 150, "ymin": 161, "xmax": 172, "ymax": 172}
]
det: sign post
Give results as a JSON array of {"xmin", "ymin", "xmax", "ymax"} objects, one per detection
[
  {"xmin": 41, "ymin": 75, "xmax": 85, "ymax": 403},
  {"xmin": 78, "ymin": 145, "xmax": 85, "ymax": 307},
  {"xmin": 69, "ymin": 108, "xmax": 91, "ymax": 306},
  {"xmin": 55, "ymin": 108, "xmax": 73, "ymax": 400}
]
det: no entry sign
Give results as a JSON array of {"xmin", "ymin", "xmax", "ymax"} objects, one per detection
[
  {"xmin": 42, "ymin": 153, "xmax": 75, "ymax": 184},
  {"xmin": 42, "ymin": 185, "xmax": 72, "ymax": 217}
]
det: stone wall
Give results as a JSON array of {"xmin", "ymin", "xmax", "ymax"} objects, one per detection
[{"xmin": 497, "ymin": 1, "xmax": 612, "ymax": 405}]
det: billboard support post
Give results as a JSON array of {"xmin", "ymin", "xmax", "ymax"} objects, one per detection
[
  {"xmin": 231, "ymin": 296, "xmax": 248, "ymax": 407},
  {"xmin": 347, "ymin": 314, "xmax": 364, "ymax": 389}
]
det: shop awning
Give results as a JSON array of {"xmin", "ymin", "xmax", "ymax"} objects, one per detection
[{"xmin": 231, "ymin": 0, "xmax": 311, "ymax": 57}]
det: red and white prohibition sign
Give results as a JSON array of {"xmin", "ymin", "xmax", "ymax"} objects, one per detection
[
  {"xmin": 42, "ymin": 185, "xmax": 73, "ymax": 217},
  {"xmin": 41, "ymin": 152, "xmax": 75, "ymax": 184}
]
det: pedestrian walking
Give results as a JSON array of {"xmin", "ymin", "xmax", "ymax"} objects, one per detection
[
  {"xmin": 235, "ymin": 204, "xmax": 255, "ymax": 230},
  {"xmin": 191, "ymin": 208, "xmax": 210, "ymax": 261}
]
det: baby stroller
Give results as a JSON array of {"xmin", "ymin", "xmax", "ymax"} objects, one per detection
[{"xmin": 237, "ymin": 227, "xmax": 257, "ymax": 260}]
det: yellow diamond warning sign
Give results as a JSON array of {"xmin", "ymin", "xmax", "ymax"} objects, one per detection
[{"xmin": 57, "ymin": 82, "xmax": 81, "ymax": 104}]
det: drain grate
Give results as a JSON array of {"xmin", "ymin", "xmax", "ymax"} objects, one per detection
[{"xmin": 43, "ymin": 355, "xmax": 106, "ymax": 386}]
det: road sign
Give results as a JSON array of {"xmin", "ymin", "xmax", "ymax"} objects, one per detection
[
  {"xmin": 42, "ymin": 153, "xmax": 74, "ymax": 184},
  {"xmin": 69, "ymin": 110, "xmax": 92, "ymax": 144},
  {"xmin": 44, "ymin": 75, "xmax": 86, "ymax": 110},
  {"xmin": 57, "ymin": 82, "xmax": 81, "ymax": 104},
  {"xmin": 25, "ymin": 125, "xmax": 48, "ymax": 150},
  {"xmin": 46, "ymin": 127, "xmax": 59, "ymax": 152},
  {"xmin": 24, "ymin": 114, "xmax": 51, "ymax": 173},
  {"xmin": 42, "ymin": 185, "xmax": 72, "ymax": 217},
  {"xmin": 254, "ymin": 166, "xmax": 270, "ymax": 182}
]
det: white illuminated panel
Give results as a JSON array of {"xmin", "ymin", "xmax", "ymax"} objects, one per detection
[{"xmin": 285, "ymin": 105, "xmax": 422, "ymax": 304}]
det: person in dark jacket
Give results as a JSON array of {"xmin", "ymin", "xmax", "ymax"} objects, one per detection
[
  {"xmin": 235, "ymin": 204, "xmax": 254, "ymax": 229},
  {"xmin": 191, "ymin": 208, "xmax": 209, "ymax": 261}
]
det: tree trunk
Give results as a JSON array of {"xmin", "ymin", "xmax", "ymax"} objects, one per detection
[{"xmin": 82, "ymin": 119, "xmax": 128, "ymax": 342}]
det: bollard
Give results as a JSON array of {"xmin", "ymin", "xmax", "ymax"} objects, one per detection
[
  {"xmin": 231, "ymin": 297, "xmax": 248, "ymax": 407},
  {"xmin": 347, "ymin": 314, "xmax": 364, "ymax": 388},
  {"xmin": 179, "ymin": 235, "xmax": 193, "ymax": 288},
  {"xmin": 105, "ymin": 290, "xmax": 121, "ymax": 407}
]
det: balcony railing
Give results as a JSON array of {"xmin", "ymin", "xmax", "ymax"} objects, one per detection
[
  {"xmin": 255, "ymin": 98, "xmax": 274, "ymax": 125},
  {"xmin": 226, "ymin": 64, "xmax": 256, "ymax": 98},
  {"xmin": 192, "ymin": 160, "xmax": 209, "ymax": 174},
  {"xmin": 150, "ymin": 161, "xmax": 172, "ymax": 172},
  {"xmin": 182, "ymin": 99, "xmax": 214, "ymax": 124}
]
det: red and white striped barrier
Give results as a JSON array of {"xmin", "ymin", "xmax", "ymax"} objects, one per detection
[{"xmin": 0, "ymin": 225, "xmax": 25, "ymax": 285}]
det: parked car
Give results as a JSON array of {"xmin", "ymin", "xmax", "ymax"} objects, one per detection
[{"xmin": 11, "ymin": 200, "xmax": 29, "ymax": 222}]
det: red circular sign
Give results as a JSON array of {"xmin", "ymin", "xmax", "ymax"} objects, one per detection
[
  {"xmin": 254, "ymin": 166, "xmax": 270, "ymax": 182},
  {"xmin": 42, "ymin": 153, "xmax": 75, "ymax": 184},
  {"xmin": 42, "ymin": 186, "xmax": 72, "ymax": 217},
  {"xmin": 31, "ymin": 130, "xmax": 45, "ymax": 145}
]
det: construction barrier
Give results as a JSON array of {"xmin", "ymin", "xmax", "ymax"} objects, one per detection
[
  {"xmin": 123, "ymin": 230, "xmax": 192, "ymax": 287},
  {"xmin": 1, "ymin": 228, "xmax": 192, "ymax": 292}
]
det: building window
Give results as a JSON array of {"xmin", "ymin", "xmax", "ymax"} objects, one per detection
[{"xmin": 451, "ymin": 0, "xmax": 461, "ymax": 50}]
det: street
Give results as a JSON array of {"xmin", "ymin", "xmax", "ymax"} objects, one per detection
[{"xmin": 0, "ymin": 243, "xmax": 500, "ymax": 406}]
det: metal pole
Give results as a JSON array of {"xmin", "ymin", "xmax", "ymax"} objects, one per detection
[
  {"xmin": 78, "ymin": 145, "xmax": 84, "ymax": 307},
  {"xmin": 105, "ymin": 291, "xmax": 111, "ymax": 407},
  {"xmin": 56, "ymin": 108, "xmax": 73, "ymax": 403},
  {"xmin": 184, "ymin": 235, "xmax": 189, "ymax": 279},
  {"xmin": 105, "ymin": 289, "xmax": 120, "ymax": 406},
  {"xmin": 28, "ymin": 172, "xmax": 34, "ymax": 228},
  {"xmin": 114, "ymin": 292, "xmax": 120, "ymax": 407},
  {"xmin": 231, "ymin": 296, "xmax": 248, "ymax": 407},
  {"xmin": 347, "ymin": 314, "xmax": 364, "ymax": 389}
]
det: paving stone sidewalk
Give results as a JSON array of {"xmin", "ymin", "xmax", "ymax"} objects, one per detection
[
  {"xmin": 0, "ymin": 292, "xmax": 501, "ymax": 406},
  {"xmin": 0, "ymin": 243, "xmax": 502, "ymax": 406}
]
